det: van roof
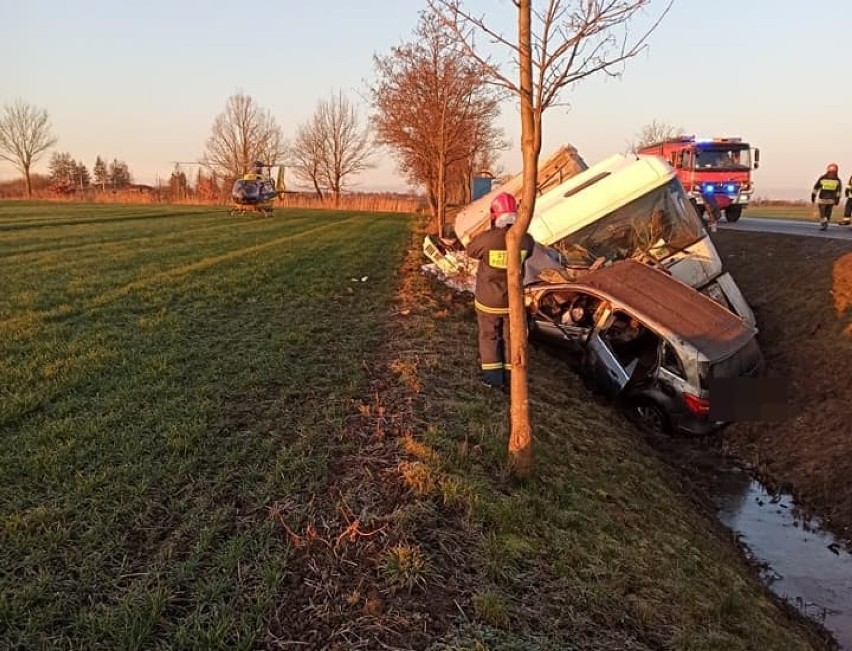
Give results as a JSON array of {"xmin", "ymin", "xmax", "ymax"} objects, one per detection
[
  {"xmin": 527, "ymin": 154, "xmax": 675, "ymax": 246},
  {"xmin": 573, "ymin": 260, "xmax": 754, "ymax": 361}
]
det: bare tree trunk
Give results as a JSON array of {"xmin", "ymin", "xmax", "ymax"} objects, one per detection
[
  {"xmin": 437, "ymin": 153, "xmax": 446, "ymax": 236},
  {"xmin": 505, "ymin": 0, "xmax": 540, "ymax": 478},
  {"xmin": 24, "ymin": 164, "xmax": 32, "ymax": 198}
]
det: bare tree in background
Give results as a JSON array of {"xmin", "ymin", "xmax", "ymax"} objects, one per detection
[
  {"xmin": 203, "ymin": 93, "xmax": 286, "ymax": 181},
  {"xmin": 0, "ymin": 100, "xmax": 57, "ymax": 198},
  {"xmin": 370, "ymin": 12, "xmax": 505, "ymax": 234},
  {"xmin": 292, "ymin": 91, "xmax": 372, "ymax": 202},
  {"xmin": 630, "ymin": 118, "xmax": 684, "ymax": 151},
  {"xmin": 430, "ymin": 0, "xmax": 672, "ymax": 477},
  {"xmin": 292, "ymin": 118, "xmax": 326, "ymax": 199}
]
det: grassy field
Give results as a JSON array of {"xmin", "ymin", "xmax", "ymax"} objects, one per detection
[
  {"xmin": 740, "ymin": 204, "xmax": 851, "ymax": 221},
  {"xmin": 0, "ymin": 202, "xmax": 833, "ymax": 649}
]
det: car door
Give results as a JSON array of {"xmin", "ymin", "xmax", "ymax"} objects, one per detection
[
  {"xmin": 582, "ymin": 305, "xmax": 631, "ymax": 397},
  {"xmin": 585, "ymin": 332, "xmax": 631, "ymax": 396}
]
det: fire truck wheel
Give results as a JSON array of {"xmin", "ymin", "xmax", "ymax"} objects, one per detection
[{"xmin": 725, "ymin": 205, "xmax": 742, "ymax": 222}]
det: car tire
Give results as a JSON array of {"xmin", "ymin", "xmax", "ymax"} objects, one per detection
[
  {"xmin": 725, "ymin": 205, "xmax": 742, "ymax": 222},
  {"xmin": 627, "ymin": 399, "xmax": 672, "ymax": 435}
]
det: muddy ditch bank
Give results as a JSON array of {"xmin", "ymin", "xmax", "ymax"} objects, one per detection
[
  {"xmin": 644, "ymin": 230, "xmax": 852, "ymax": 648},
  {"xmin": 711, "ymin": 231, "xmax": 852, "ymax": 539}
]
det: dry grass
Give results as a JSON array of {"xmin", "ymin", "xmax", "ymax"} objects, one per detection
[{"xmin": 1, "ymin": 189, "xmax": 424, "ymax": 214}]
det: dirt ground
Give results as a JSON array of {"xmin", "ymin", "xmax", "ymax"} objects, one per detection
[{"xmin": 712, "ymin": 230, "xmax": 852, "ymax": 542}]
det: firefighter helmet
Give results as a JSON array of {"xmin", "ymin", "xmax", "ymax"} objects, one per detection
[
  {"xmin": 827, "ymin": 163, "xmax": 839, "ymax": 173},
  {"xmin": 489, "ymin": 192, "xmax": 518, "ymax": 224}
]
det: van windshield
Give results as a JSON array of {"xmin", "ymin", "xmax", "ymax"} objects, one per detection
[{"xmin": 553, "ymin": 179, "xmax": 705, "ymax": 267}]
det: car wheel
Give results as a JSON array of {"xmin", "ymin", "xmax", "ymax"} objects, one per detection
[
  {"xmin": 725, "ymin": 205, "xmax": 742, "ymax": 222},
  {"xmin": 628, "ymin": 399, "xmax": 671, "ymax": 435}
]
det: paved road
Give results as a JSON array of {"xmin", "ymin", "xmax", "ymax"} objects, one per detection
[{"xmin": 716, "ymin": 216, "xmax": 852, "ymax": 240}]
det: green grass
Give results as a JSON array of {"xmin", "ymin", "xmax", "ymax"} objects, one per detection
[
  {"xmin": 744, "ymin": 204, "xmax": 813, "ymax": 220},
  {"xmin": 0, "ymin": 201, "xmax": 832, "ymax": 649},
  {"xmin": 0, "ymin": 202, "xmax": 412, "ymax": 649}
]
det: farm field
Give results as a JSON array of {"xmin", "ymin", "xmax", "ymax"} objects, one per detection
[
  {"xmin": 743, "ymin": 204, "xmax": 813, "ymax": 220},
  {"xmin": 0, "ymin": 202, "xmax": 832, "ymax": 649}
]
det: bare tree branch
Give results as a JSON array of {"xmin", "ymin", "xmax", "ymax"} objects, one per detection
[
  {"xmin": 427, "ymin": 0, "xmax": 674, "ymax": 477},
  {"xmin": 202, "ymin": 93, "xmax": 286, "ymax": 182},
  {"xmin": 0, "ymin": 99, "xmax": 57, "ymax": 197},
  {"xmin": 292, "ymin": 91, "xmax": 373, "ymax": 200},
  {"xmin": 370, "ymin": 11, "xmax": 505, "ymax": 231}
]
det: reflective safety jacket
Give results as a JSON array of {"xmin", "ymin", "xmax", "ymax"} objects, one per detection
[
  {"xmin": 846, "ymin": 176, "xmax": 852, "ymax": 198},
  {"xmin": 467, "ymin": 227, "xmax": 535, "ymax": 314},
  {"xmin": 812, "ymin": 173, "xmax": 842, "ymax": 204}
]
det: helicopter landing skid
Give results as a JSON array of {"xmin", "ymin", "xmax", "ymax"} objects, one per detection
[{"xmin": 229, "ymin": 205, "xmax": 274, "ymax": 218}]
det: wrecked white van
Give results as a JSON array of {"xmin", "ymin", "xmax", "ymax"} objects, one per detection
[{"xmin": 449, "ymin": 152, "xmax": 755, "ymax": 326}]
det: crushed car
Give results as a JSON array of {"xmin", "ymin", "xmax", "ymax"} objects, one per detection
[{"xmin": 525, "ymin": 259, "xmax": 764, "ymax": 435}]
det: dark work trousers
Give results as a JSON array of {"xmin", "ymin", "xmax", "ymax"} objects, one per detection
[
  {"xmin": 703, "ymin": 194, "xmax": 722, "ymax": 224},
  {"xmin": 844, "ymin": 197, "xmax": 852, "ymax": 219},
  {"xmin": 477, "ymin": 310, "xmax": 511, "ymax": 387},
  {"xmin": 818, "ymin": 203, "xmax": 835, "ymax": 222}
]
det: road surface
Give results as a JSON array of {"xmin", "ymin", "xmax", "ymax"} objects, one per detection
[{"xmin": 717, "ymin": 216, "xmax": 852, "ymax": 240}]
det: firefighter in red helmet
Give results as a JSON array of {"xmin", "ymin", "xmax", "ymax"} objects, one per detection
[
  {"xmin": 466, "ymin": 192, "xmax": 535, "ymax": 389},
  {"xmin": 812, "ymin": 163, "xmax": 842, "ymax": 231}
]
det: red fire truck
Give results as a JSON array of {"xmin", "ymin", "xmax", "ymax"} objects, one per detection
[{"xmin": 637, "ymin": 136, "xmax": 760, "ymax": 222}]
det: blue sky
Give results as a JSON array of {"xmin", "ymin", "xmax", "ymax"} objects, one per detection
[{"xmin": 1, "ymin": 0, "xmax": 849, "ymax": 199}]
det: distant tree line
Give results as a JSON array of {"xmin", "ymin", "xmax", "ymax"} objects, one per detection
[
  {"xmin": 47, "ymin": 153, "xmax": 132, "ymax": 191},
  {"xmin": 3, "ymin": 31, "xmax": 507, "ymax": 216}
]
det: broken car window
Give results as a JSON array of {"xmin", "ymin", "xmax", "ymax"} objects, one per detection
[{"xmin": 661, "ymin": 342, "xmax": 685, "ymax": 379}]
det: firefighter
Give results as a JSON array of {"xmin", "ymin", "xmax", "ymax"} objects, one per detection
[
  {"xmin": 701, "ymin": 188, "xmax": 721, "ymax": 233},
  {"xmin": 811, "ymin": 163, "xmax": 842, "ymax": 231},
  {"xmin": 843, "ymin": 173, "xmax": 852, "ymax": 225},
  {"xmin": 467, "ymin": 192, "xmax": 535, "ymax": 390}
]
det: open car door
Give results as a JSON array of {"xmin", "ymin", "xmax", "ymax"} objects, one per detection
[{"xmin": 585, "ymin": 333, "xmax": 631, "ymax": 397}]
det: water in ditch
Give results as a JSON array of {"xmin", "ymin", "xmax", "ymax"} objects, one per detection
[{"xmin": 706, "ymin": 461, "xmax": 852, "ymax": 649}]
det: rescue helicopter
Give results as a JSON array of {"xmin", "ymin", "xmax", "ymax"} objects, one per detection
[{"xmin": 229, "ymin": 161, "xmax": 288, "ymax": 217}]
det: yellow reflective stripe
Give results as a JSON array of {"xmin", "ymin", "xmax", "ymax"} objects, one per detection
[
  {"xmin": 488, "ymin": 250, "xmax": 508, "ymax": 268},
  {"xmin": 481, "ymin": 362, "xmax": 504, "ymax": 371},
  {"xmin": 475, "ymin": 300, "xmax": 509, "ymax": 314},
  {"xmin": 503, "ymin": 363, "xmax": 513, "ymax": 370},
  {"xmin": 821, "ymin": 179, "xmax": 840, "ymax": 190},
  {"xmin": 486, "ymin": 249, "xmax": 531, "ymax": 268}
]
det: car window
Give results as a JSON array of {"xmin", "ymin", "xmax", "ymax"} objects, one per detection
[
  {"xmin": 538, "ymin": 290, "xmax": 600, "ymax": 329},
  {"xmin": 661, "ymin": 342, "xmax": 685, "ymax": 379},
  {"xmin": 603, "ymin": 311, "xmax": 660, "ymax": 376}
]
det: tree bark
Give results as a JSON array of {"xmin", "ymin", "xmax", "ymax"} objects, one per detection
[{"xmin": 505, "ymin": 0, "xmax": 540, "ymax": 478}]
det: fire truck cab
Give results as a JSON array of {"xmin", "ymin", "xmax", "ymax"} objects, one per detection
[{"xmin": 637, "ymin": 136, "xmax": 759, "ymax": 223}]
